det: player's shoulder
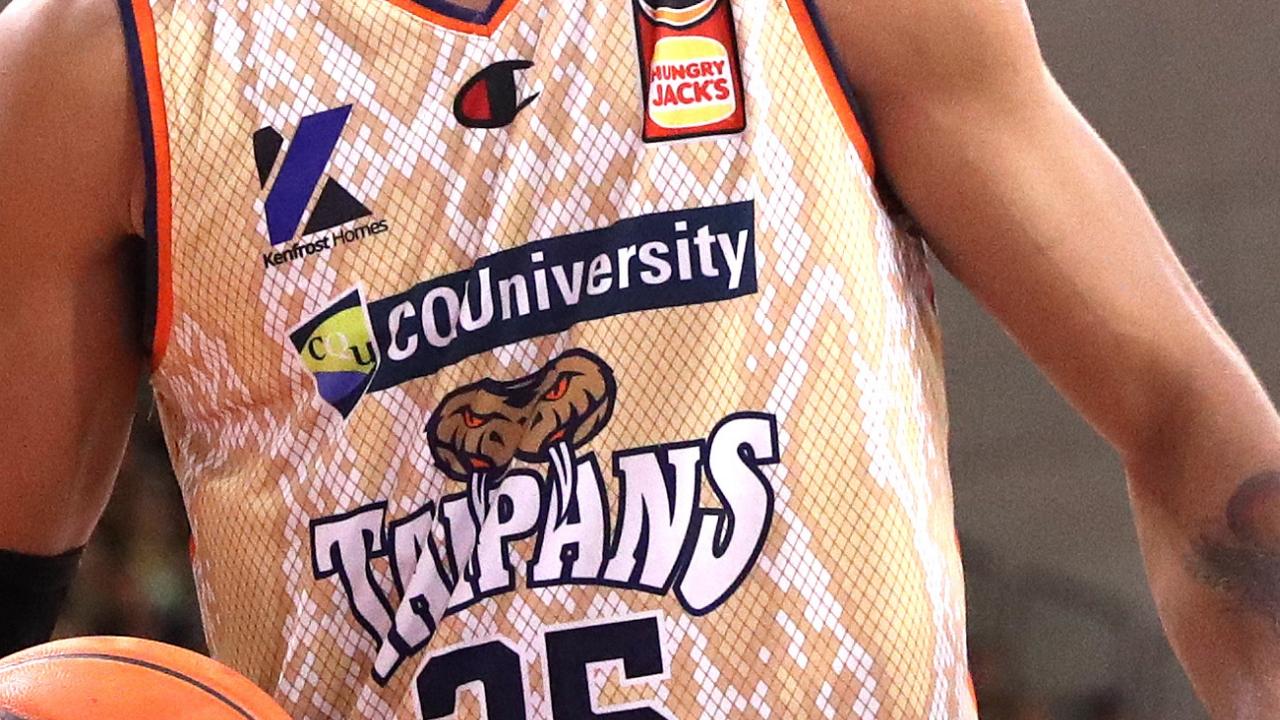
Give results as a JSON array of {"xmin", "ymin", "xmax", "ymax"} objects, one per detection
[
  {"xmin": 1, "ymin": 0, "xmax": 125, "ymax": 47},
  {"xmin": 806, "ymin": 0, "xmax": 1046, "ymax": 99},
  {"xmin": 0, "ymin": 0, "xmax": 142, "ymax": 242}
]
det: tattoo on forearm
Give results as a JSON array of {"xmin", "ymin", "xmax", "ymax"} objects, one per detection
[{"xmin": 1192, "ymin": 471, "xmax": 1280, "ymax": 622}]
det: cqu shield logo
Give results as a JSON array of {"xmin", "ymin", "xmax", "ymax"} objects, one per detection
[
  {"xmin": 255, "ymin": 105, "xmax": 372, "ymax": 247},
  {"xmin": 289, "ymin": 289, "xmax": 380, "ymax": 419},
  {"xmin": 633, "ymin": 0, "xmax": 746, "ymax": 142}
]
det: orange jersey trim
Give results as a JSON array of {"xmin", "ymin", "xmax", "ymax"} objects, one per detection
[
  {"xmin": 967, "ymin": 670, "xmax": 979, "ymax": 712},
  {"xmin": 384, "ymin": 0, "xmax": 520, "ymax": 37},
  {"xmin": 782, "ymin": 0, "xmax": 876, "ymax": 175},
  {"xmin": 955, "ymin": 528, "xmax": 979, "ymax": 714},
  {"xmin": 119, "ymin": 0, "xmax": 175, "ymax": 370}
]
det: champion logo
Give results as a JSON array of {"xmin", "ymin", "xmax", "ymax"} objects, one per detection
[
  {"xmin": 254, "ymin": 105, "xmax": 373, "ymax": 247},
  {"xmin": 454, "ymin": 60, "xmax": 540, "ymax": 129}
]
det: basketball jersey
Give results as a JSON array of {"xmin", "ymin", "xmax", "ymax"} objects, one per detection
[{"xmin": 116, "ymin": 0, "xmax": 975, "ymax": 716}]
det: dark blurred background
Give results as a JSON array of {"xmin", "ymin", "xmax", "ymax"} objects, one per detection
[{"xmin": 4, "ymin": 0, "xmax": 1279, "ymax": 718}]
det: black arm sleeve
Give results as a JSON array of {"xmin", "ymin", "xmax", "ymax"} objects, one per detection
[{"xmin": 0, "ymin": 547, "xmax": 83, "ymax": 658}]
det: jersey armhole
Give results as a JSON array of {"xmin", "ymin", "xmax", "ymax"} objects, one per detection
[
  {"xmin": 782, "ymin": 0, "xmax": 877, "ymax": 177},
  {"xmin": 115, "ymin": 0, "xmax": 173, "ymax": 371}
]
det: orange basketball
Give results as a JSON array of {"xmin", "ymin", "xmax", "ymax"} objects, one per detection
[{"xmin": 0, "ymin": 637, "xmax": 290, "ymax": 720}]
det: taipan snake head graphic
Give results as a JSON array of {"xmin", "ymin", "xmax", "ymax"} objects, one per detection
[
  {"xmin": 426, "ymin": 349, "xmax": 617, "ymax": 527},
  {"xmin": 515, "ymin": 350, "xmax": 615, "ymax": 462},
  {"xmin": 429, "ymin": 390, "xmax": 527, "ymax": 481}
]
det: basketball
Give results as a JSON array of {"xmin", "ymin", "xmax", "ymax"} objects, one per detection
[{"xmin": 0, "ymin": 637, "xmax": 289, "ymax": 720}]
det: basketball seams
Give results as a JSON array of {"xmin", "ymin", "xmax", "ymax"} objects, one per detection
[{"xmin": 0, "ymin": 653, "xmax": 254, "ymax": 720}]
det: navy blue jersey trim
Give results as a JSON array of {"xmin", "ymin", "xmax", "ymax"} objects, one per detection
[
  {"xmin": 113, "ymin": 0, "xmax": 161, "ymax": 361},
  {"xmin": 399, "ymin": 0, "xmax": 507, "ymax": 26},
  {"xmin": 798, "ymin": 0, "xmax": 879, "ymax": 167}
]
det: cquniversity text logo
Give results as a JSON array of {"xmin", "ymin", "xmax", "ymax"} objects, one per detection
[
  {"xmin": 289, "ymin": 289, "xmax": 380, "ymax": 419},
  {"xmin": 255, "ymin": 105, "xmax": 372, "ymax": 247}
]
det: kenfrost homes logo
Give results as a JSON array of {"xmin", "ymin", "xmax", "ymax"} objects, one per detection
[
  {"xmin": 290, "ymin": 201, "xmax": 757, "ymax": 418},
  {"xmin": 254, "ymin": 105, "xmax": 389, "ymax": 268}
]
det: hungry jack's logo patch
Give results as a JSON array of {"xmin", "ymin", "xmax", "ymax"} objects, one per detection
[{"xmin": 633, "ymin": 0, "xmax": 747, "ymax": 142}]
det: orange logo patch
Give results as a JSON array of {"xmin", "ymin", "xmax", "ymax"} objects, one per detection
[{"xmin": 633, "ymin": 0, "xmax": 747, "ymax": 142}]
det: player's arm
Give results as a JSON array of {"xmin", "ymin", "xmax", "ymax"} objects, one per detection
[
  {"xmin": 816, "ymin": 0, "xmax": 1280, "ymax": 716},
  {"xmin": 0, "ymin": 0, "xmax": 146, "ymax": 652}
]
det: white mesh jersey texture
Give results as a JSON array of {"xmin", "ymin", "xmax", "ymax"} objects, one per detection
[{"xmin": 142, "ymin": 0, "xmax": 976, "ymax": 717}]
